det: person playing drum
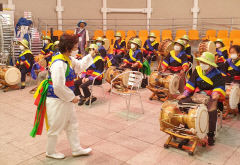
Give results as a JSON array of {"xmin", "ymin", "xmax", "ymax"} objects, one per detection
[
  {"xmin": 215, "ymin": 39, "xmax": 229, "ymax": 76},
  {"xmin": 113, "ymin": 32, "xmax": 126, "ymax": 67},
  {"xmin": 221, "ymin": 45, "xmax": 240, "ymax": 112},
  {"xmin": 30, "ymin": 34, "xmax": 95, "ymax": 159},
  {"xmin": 180, "ymin": 35, "xmax": 193, "ymax": 75},
  {"xmin": 74, "ymin": 44, "xmax": 104, "ymax": 106},
  {"xmin": 142, "ymin": 32, "xmax": 159, "ymax": 64},
  {"xmin": 16, "ymin": 39, "xmax": 34, "ymax": 89},
  {"xmin": 41, "ymin": 36, "xmax": 54, "ymax": 66},
  {"xmin": 177, "ymin": 52, "xmax": 226, "ymax": 146},
  {"xmin": 120, "ymin": 38, "xmax": 143, "ymax": 71},
  {"xmin": 161, "ymin": 39, "xmax": 189, "ymax": 92}
]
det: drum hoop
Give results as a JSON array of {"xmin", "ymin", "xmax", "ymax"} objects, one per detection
[
  {"xmin": 4, "ymin": 67, "xmax": 21, "ymax": 85},
  {"xmin": 195, "ymin": 104, "xmax": 209, "ymax": 139}
]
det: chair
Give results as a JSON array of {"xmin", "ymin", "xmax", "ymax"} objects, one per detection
[
  {"xmin": 185, "ymin": 62, "xmax": 193, "ymax": 81},
  {"xmin": 229, "ymin": 30, "xmax": 240, "ymax": 41},
  {"xmin": 108, "ymin": 71, "xmax": 144, "ymax": 120},
  {"xmin": 93, "ymin": 30, "xmax": 104, "ymax": 40},
  {"xmin": 65, "ymin": 30, "xmax": 75, "ymax": 35},
  {"xmin": 189, "ymin": 30, "xmax": 199, "ymax": 40},
  {"xmin": 202, "ymin": 30, "xmax": 216, "ymax": 41},
  {"xmin": 175, "ymin": 30, "xmax": 187, "ymax": 41},
  {"xmin": 151, "ymin": 30, "xmax": 161, "ymax": 43},
  {"xmin": 217, "ymin": 30, "xmax": 228, "ymax": 40},
  {"xmin": 41, "ymin": 30, "xmax": 50, "ymax": 36},
  {"xmin": 140, "ymin": 36, "xmax": 147, "ymax": 47},
  {"xmin": 127, "ymin": 30, "xmax": 137, "ymax": 38},
  {"xmin": 162, "ymin": 30, "xmax": 172, "ymax": 40},
  {"xmin": 106, "ymin": 30, "xmax": 115, "ymax": 45},
  {"xmin": 139, "ymin": 30, "xmax": 148, "ymax": 38},
  {"xmin": 53, "ymin": 30, "xmax": 63, "ymax": 39}
]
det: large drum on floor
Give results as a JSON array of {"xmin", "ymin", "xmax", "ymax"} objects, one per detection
[
  {"xmin": 160, "ymin": 101, "xmax": 209, "ymax": 139},
  {"xmin": 34, "ymin": 54, "xmax": 47, "ymax": 68},
  {"xmin": 226, "ymin": 83, "xmax": 240, "ymax": 109},
  {"xmin": 0, "ymin": 66, "xmax": 21, "ymax": 86},
  {"xmin": 105, "ymin": 66, "xmax": 130, "ymax": 88},
  {"xmin": 158, "ymin": 39, "xmax": 174, "ymax": 56},
  {"xmin": 148, "ymin": 71, "xmax": 179, "ymax": 94},
  {"xmin": 103, "ymin": 38, "xmax": 110, "ymax": 50},
  {"xmin": 198, "ymin": 40, "xmax": 216, "ymax": 55}
]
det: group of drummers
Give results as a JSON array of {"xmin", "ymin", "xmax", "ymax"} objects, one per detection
[{"xmin": 13, "ymin": 20, "xmax": 240, "ymax": 147}]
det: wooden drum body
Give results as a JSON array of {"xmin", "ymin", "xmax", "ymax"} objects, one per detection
[
  {"xmin": 148, "ymin": 71, "xmax": 179, "ymax": 95},
  {"xmin": 198, "ymin": 40, "xmax": 216, "ymax": 55},
  {"xmin": 158, "ymin": 39, "xmax": 174, "ymax": 56},
  {"xmin": 105, "ymin": 66, "xmax": 130, "ymax": 89}
]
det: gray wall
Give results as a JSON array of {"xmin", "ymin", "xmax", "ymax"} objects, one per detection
[{"xmin": 1, "ymin": 0, "xmax": 240, "ymax": 34}]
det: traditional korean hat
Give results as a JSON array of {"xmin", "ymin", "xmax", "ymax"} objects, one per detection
[
  {"xmin": 77, "ymin": 20, "xmax": 87, "ymax": 27},
  {"xmin": 115, "ymin": 32, "xmax": 122, "ymax": 37},
  {"xmin": 95, "ymin": 37, "xmax": 105, "ymax": 45},
  {"xmin": 214, "ymin": 38, "xmax": 225, "ymax": 47},
  {"xmin": 174, "ymin": 39, "xmax": 186, "ymax": 47},
  {"xmin": 196, "ymin": 52, "xmax": 218, "ymax": 67},
  {"xmin": 148, "ymin": 32, "xmax": 156, "ymax": 38},
  {"xmin": 130, "ymin": 38, "xmax": 142, "ymax": 48},
  {"xmin": 180, "ymin": 35, "xmax": 190, "ymax": 41},
  {"xmin": 18, "ymin": 39, "xmax": 29, "ymax": 49}
]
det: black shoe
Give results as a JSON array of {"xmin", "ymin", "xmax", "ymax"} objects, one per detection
[
  {"xmin": 207, "ymin": 132, "xmax": 215, "ymax": 146},
  {"xmin": 20, "ymin": 86, "xmax": 25, "ymax": 89},
  {"xmin": 85, "ymin": 97, "xmax": 97, "ymax": 105},
  {"xmin": 78, "ymin": 97, "xmax": 86, "ymax": 106}
]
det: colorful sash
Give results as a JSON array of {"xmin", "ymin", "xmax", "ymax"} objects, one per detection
[
  {"xmin": 30, "ymin": 54, "xmax": 71, "ymax": 137},
  {"xmin": 146, "ymin": 40, "xmax": 157, "ymax": 51},
  {"xmin": 170, "ymin": 50, "xmax": 183, "ymax": 64},
  {"xmin": 196, "ymin": 66, "xmax": 213, "ymax": 85},
  {"xmin": 227, "ymin": 59, "xmax": 240, "ymax": 72}
]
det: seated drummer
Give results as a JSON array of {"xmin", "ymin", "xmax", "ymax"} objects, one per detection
[
  {"xmin": 162, "ymin": 39, "xmax": 189, "ymax": 73},
  {"xmin": 222, "ymin": 45, "xmax": 240, "ymax": 83},
  {"xmin": 120, "ymin": 38, "xmax": 143, "ymax": 71},
  {"xmin": 177, "ymin": 52, "xmax": 226, "ymax": 146},
  {"xmin": 222, "ymin": 45, "xmax": 240, "ymax": 112},
  {"xmin": 16, "ymin": 39, "xmax": 34, "ymax": 89},
  {"xmin": 161, "ymin": 39, "xmax": 189, "ymax": 92},
  {"xmin": 41, "ymin": 36, "xmax": 54, "ymax": 65},
  {"xmin": 74, "ymin": 44, "xmax": 104, "ymax": 106},
  {"xmin": 113, "ymin": 32, "xmax": 126, "ymax": 67},
  {"xmin": 180, "ymin": 35, "xmax": 193, "ymax": 75},
  {"xmin": 215, "ymin": 39, "xmax": 228, "ymax": 75},
  {"xmin": 143, "ymin": 32, "xmax": 159, "ymax": 63}
]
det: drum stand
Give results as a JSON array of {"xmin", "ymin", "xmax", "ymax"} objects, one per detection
[
  {"xmin": 163, "ymin": 129, "xmax": 206, "ymax": 156},
  {"xmin": 0, "ymin": 80, "xmax": 20, "ymax": 92}
]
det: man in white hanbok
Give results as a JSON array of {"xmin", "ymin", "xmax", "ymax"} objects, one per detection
[{"xmin": 45, "ymin": 34, "xmax": 97, "ymax": 159}]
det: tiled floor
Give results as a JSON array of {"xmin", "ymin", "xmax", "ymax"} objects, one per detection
[{"xmin": 0, "ymin": 83, "xmax": 240, "ymax": 165}]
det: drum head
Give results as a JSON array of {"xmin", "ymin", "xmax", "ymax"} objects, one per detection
[
  {"xmin": 207, "ymin": 41, "xmax": 216, "ymax": 54},
  {"xmin": 229, "ymin": 84, "xmax": 240, "ymax": 109},
  {"xmin": 169, "ymin": 74, "xmax": 180, "ymax": 94},
  {"xmin": 105, "ymin": 66, "xmax": 116, "ymax": 84},
  {"xmin": 103, "ymin": 38, "xmax": 110, "ymax": 50},
  {"xmin": 195, "ymin": 104, "xmax": 209, "ymax": 139},
  {"xmin": 5, "ymin": 67, "xmax": 21, "ymax": 85}
]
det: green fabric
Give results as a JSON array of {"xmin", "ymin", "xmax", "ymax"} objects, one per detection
[
  {"xmin": 30, "ymin": 80, "xmax": 49, "ymax": 137},
  {"xmin": 141, "ymin": 60, "xmax": 151, "ymax": 75}
]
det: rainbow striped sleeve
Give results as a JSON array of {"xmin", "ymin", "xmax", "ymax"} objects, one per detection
[
  {"xmin": 162, "ymin": 60, "xmax": 169, "ymax": 68},
  {"xmin": 137, "ymin": 60, "xmax": 143, "ymax": 68},
  {"xmin": 41, "ymin": 49, "xmax": 45, "ymax": 54},
  {"xmin": 182, "ymin": 61, "xmax": 189, "ymax": 70},
  {"xmin": 24, "ymin": 60, "xmax": 31, "ymax": 69},
  {"xmin": 123, "ymin": 59, "xmax": 130, "ymax": 64},
  {"xmin": 212, "ymin": 86, "xmax": 226, "ymax": 100},
  {"xmin": 185, "ymin": 80, "xmax": 195, "ymax": 93}
]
